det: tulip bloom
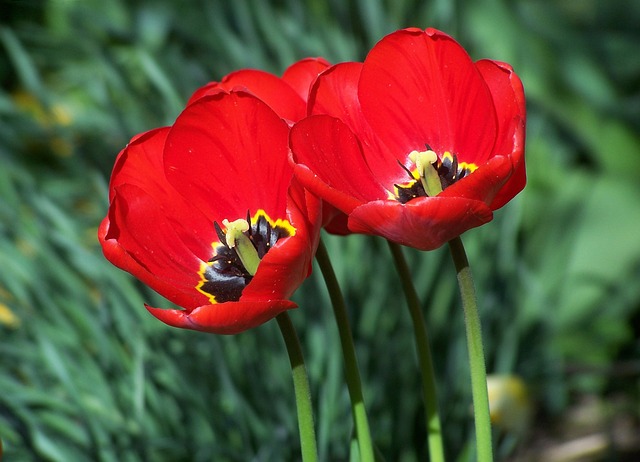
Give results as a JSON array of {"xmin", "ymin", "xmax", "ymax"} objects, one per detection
[
  {"xmin": 99, "ymin": 91, "xmax": 321, "ymax": 334},
  {"xmin": 290, "ymin": 27, "xmax": 526, "ymax": 250}
]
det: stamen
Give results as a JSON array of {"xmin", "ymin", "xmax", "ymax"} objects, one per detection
[
  {"xmin": 397, "ymin": 159, "xmax": 416, "ymax": 180},
  {"xmin": 214, "ymin": 221, "xmax": 227, "ymax": 243}
]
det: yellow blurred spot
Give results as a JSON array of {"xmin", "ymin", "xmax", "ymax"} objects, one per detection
[
  {"xmin": 50, "ymin": 137, "xmax": 73, "ymax": 157},
  {"xmin": 13, "ymin": 90, "xmax": 73, "ymax": 126},
  {"xmin": 12, "ymin": 90, "xmax": 75, "ymax": 157},
  {"xmin": 13, "ymin": 90, "xmax": 48, "ymax": 124},
  {"xmin": 0, "ymin": 303, "xmax": 20, "ymax": 328},
  {"xmin": 50, "ymin": 104, "xmax": 73, "ymax": 126},
  {"xmin": 16, "ymin": 238, "xmax": 36, "ymax": 258},
  {"xmin": 487, "ymin": 374, "xmax": 532, "ymax": 435}
]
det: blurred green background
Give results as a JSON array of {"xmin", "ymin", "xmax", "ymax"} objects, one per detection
[{"xmin": 1, "ymin": 0, "xmax": 639, "ymax": 460}]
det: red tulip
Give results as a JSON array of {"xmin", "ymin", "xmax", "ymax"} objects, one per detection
[
  {"xmin": 290, "ymin": 28, "xmax": 526, "ymax": 250},
  {"xmin": 99, "ymin": 91, "xmax": 321, "ymax": 334}
]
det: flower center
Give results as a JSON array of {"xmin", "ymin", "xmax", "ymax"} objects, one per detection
[
  {"xmin": 393, "ymin": 148, "xmax": 478, "ymax": 204},
  {"xmin": 196, "ymin": 210, "xmax": 295, "ymax": 303}
]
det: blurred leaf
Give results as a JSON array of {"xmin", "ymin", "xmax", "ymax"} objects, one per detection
[
  {"xmin": 1, "ymin": 0, "xmax": 639, "ymax": 460},
  {"xmin": 0, "ymin": 26, "xmax": 42, "ymax": 93}
]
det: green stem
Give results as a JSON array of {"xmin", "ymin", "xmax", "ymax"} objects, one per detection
[
  {"xmin": 315, "ymin": 239, "xmax": 375, "ymax": 462},
  {"xmin": 276, "ymin": 312, "xmax": 318, "ymax": 462},
  {"xmin": 386, "ymin": 241, "xmax": 445, "ymax": 462},
  {"xmin": 448, "ymin": 236, "xmax": 493, "ymax": 462}
]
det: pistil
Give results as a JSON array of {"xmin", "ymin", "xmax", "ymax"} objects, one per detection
[
  {"xmin": 222, "ymin": 218, "xmax": 260, "ymax": 276},
  {"xmin": 409, "ymin": 149, "xmax": 443, "ymax": 197}
]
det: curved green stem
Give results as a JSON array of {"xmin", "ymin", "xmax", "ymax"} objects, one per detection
[
  {"xmin": 448, "ymin": 236, "xmax": 493, "ymax": 462},
  {"xmin": 315, "ymin": 239, "xmax": 375, "ymax": 462},
  {"xmin": 276, "ymin": 312, "xmax": 318, "ymax": 462},
  {"xmin": 387, "ymin": 241, "xmax": 445, "ymax": 462}
]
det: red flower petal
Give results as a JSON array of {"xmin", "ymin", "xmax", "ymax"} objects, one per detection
[
  {"xmin": 164, "ymin": 91, "xmax": 293, "ymax": 223},
  {"xmin": 358, "ymin": 28, "xmax": 498, "ymax": 165},
  {"xmin": 307, "ymin": 62, "xmax": 400, "ymax": 185},
  {"xmin": 146, "ymin": 300, "xmax": 297, "ymax": 335},
  {"xmin": 187, "ymin": 82, "xmax": 226, "ymax": 105},
  {"xmin": 348, "ymin": 196, "xmax": 493, "ymax": 251},
  {"xmin": 308, "ymin": 62, "xmax": 362, "ymax": 121},
  {"xmin": 107, "ymin": 128, "xmax": 170, "ymax": 202},
  {"xmin": 99, "ymin": 216, "xmax": 171, "ymax": 299},
  {"xmin": 476, "ymin": 59, "xmax": 527, "ymax": 209},
  {"xmin": 282, "ymin": 57, "xmax": 331, "ymax": 102},
  {"xmin": 439, "ymin": 155, "xmax": 514, "ymax": 206},
  {"xmin": 100, "ymin": 128, "xmax": 218, "ymax": 309},
  {"xmin": 303, "ymin": 63, "xmax": 377, "ymax": 231},
  {"xmin": 105, "ymin": 127, "xmax": 217, "ymax": 260},
  {"xmin": 290, "ymin": 115, "xmax": 388, "ymax": 209},
  {"xmin": 323, "ymin": 212, "xmax": 351, "ymax": 235},
  {"xmin": 187, "ymin": 70, "xmax": 306, "ymax": 121},
  {"xmin": 102, "ymin": 184, "xmax": 211, "ymax": 309}
]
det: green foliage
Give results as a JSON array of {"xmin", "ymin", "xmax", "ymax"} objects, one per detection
[{"xmin": 1, "ymin": 0, "xmax": 639, "ymax": 460}]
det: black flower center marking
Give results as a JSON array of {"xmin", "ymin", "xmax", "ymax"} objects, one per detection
[
  {"xmin": 394, "ymin": 149, "xmax": 477, "ymax": 204},
  {"xmin": 196, "ymin": 210, "xmax": 295, "ymax": 303}
]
